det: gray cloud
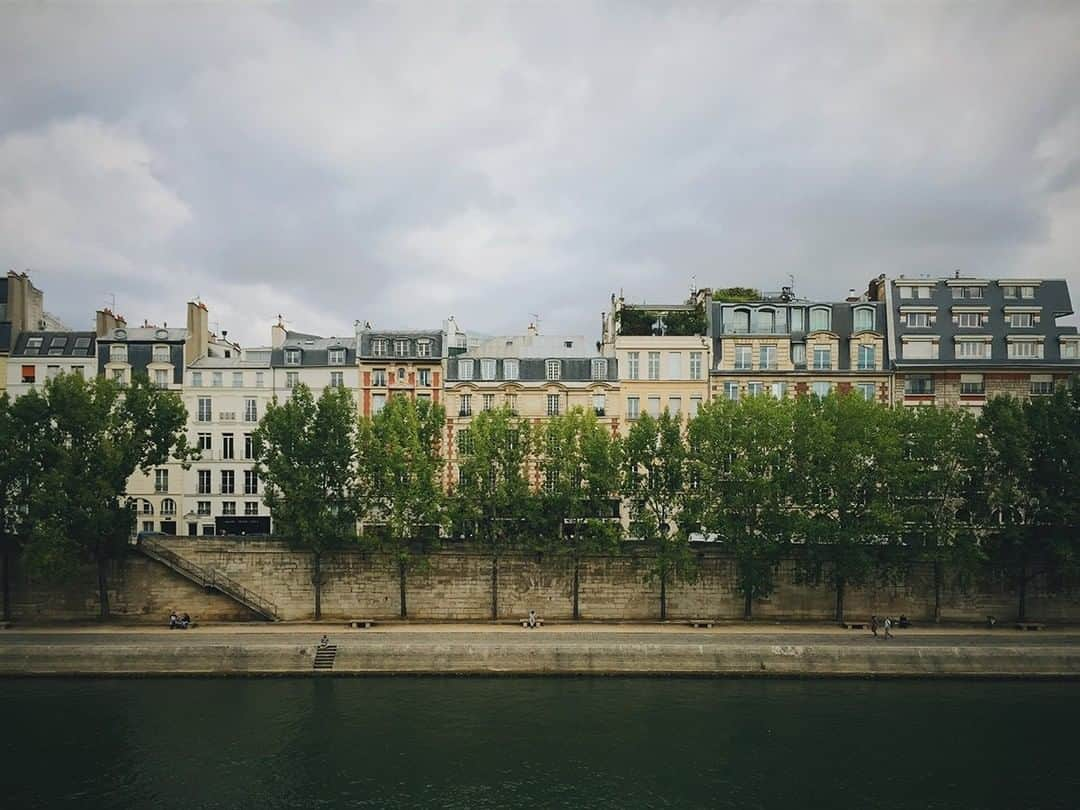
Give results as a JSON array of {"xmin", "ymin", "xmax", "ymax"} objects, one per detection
[{"xmin": 2, "ymin": 1, "xmax": 1078, "ymax": 345}]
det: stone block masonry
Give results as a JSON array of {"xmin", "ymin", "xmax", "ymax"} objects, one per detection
[{"xmin": 5, "ymin": 539, "xmax": 1080, "ymax": 624}]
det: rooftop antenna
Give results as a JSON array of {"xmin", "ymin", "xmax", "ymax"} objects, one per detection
[
  {"xmin": 690, "ymin": 274, "xmax": 697, "ymax": 295},
  {"xmin": 104, "ymin": 293, "xmax": 116, "ymax": 312},
  {"xmin": 530, "ymin": 312, "xmax": 541, "ymax": 331}
]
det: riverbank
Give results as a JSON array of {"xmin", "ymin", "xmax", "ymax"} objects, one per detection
[{"xmin": 2, "ymin": 623, "xmax": 1078, "ymax": 677}]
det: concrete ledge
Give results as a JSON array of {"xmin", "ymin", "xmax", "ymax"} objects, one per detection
[{"xmin": 2, "ymin": 640, "xmax": 1078, "ymax": 678}]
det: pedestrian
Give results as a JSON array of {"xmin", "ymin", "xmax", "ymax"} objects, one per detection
[
  {"xmin": 883, "ymin": 616, "xmax": 892, "ymax": 640},
  {"xmin": 870, "ymin": 615, "xmax": 878, "ymax": 638},
  {"xmin": 319, "ymin": 634, "xmax": 329, "ymax": 648},
  {"xmin": 527, "ymin": 609, "xmax": 537, "ymax": 628}
]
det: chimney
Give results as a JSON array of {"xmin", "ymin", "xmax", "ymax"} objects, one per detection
[
  {"xmin": 845, "ymin": 288, "xmax": 860, "ymax": 303},
  {"xmin": 526, "ymin": 322, "xmax": 539, "ymax": 337},
  {"xmin": 271, "ymin": 314, "xmax": 287, "ymax": 349},
  {"xmin": 185, "ymin": 300, "xmax": 210, "ymax": 365}
]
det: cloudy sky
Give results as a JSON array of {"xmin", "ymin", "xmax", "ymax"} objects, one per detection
[{"xmin": 2, "ymin": 2, "xmax": 1079, "ymax": 345}]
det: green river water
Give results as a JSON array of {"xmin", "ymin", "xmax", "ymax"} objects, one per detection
[{"xmin": 3, "ymin": 678, "xmax": 1076, "ymax": 808}]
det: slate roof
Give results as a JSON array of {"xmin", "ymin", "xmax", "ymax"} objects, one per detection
[{"xmin": 12, "ymin": 331, "xmax": 96, "ymax": 358}]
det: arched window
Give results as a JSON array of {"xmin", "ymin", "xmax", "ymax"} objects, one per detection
[
  {"xmin": 755, "ymin": 308, "xmax": 775, "ymax": 333},
  {"xmin": 731, "ymin": 308, "xmax": 750, "ymax": 334},
  {"xmin": 809, "ymin": 307, "xmax": 831, "ymax": 332},
  {"xmin": 140, "ymin": 499, "xmax": 154, "ymax": 515},
  {"xmin": 853, "ymin": 307, "xmax": 875, "ymax": 332},
  {"xmin": 161, "ymin": 498, "xmax": 176, "ymax": 516}
]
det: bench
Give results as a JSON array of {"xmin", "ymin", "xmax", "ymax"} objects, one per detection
[
  {"xmin": 347, "ymin": 619, "xmax": 375, "ymax": 629},
  {"xmin": 520, "ymin": 617, "xmax": 544, "ymax": 628},
  {"xmin": 689, "ymin": 619, "xmax": 714, "ymax": 628},
  {"xmin": 842, "ymin": 622, "xmax": 868, "ymax": 630},
  {"xmin": 1015, "ymin": 621, "xmax": 1045, "ymax": 631}
]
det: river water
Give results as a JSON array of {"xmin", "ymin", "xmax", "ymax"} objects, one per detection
[{"xmin": 3, "ymin": 678, "xmax": 1076, "ymax": 809}]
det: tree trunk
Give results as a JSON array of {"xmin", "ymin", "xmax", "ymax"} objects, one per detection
[
  {"xmin": 743, "ymin": 588, "xmax": 753, "ymax": 620},
  {"xmin": 834, "ymin": 576, "xmax": 845, "ymax": 623},
  {"xmin": 933, "ymin": 560, "xmax": 942, "ymax": 624},
  {"xmin": 399, "ymin": 559, "xmax": 408, "ymax": 619},
  {"xmin": 660, "ymin": 568, "xmax": 668, "ymax": 621},
  {"xmin": 1017, "ymin": 564, "xmax": 1027, "ymax": 621},
  {"xmin": 312, "ymin": 552, "xmax": 322, "ymax": 620},
  {"xmin": 2, "ymin": 550, "xmax": 10, "ymax": 622},
  {"xmin": 572, "ymin": 560, "xmax": 580, "ymax": 620},
  {"xmin": 491, "ymin": 553, "xmax": 499, "ymax": 620},
  {"xmin": 97, "ymin": 557, "xmax": 110, "ymax": 620}
]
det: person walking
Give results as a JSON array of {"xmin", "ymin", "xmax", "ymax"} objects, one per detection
[
  {"xmin": 883, "ymin": 616, "xmax": 893, "ymax": 640},
  {"xmin": 870, "ymin": 615, "xmax": 878, "ymax": 638}
]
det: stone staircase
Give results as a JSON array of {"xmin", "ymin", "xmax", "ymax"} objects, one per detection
[
  {"xmin": 136, "ymin": 537, "xmax": 280, "ymax": 621},
  {"xmin": 313, "ymin": 644, "xmax": 337, "ymax": 671}
]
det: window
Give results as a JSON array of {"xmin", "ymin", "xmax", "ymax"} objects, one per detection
[
  {"xmin": 42, "ymin": 364, "xmax": 60, "ymax": 381},
  {"xmin": 286, "ymin": 371, "xmax": 299, "ymax": 389},
  {"xmin": 791, "ymin": 344, "xmax": 806, "ymax": 366},
  {"xmin": 197, "ymin": 470, "xmax": 211, "ymax": 494},
  {"xmin": 480, "ymin": 359, "xmax": 496, "ymax": 381},
  {"xmin": 647, "ymin": 352, "xmax": 660, "ymax": 380},
  {"xmin": 244, "ymin": 470, "xmax": 258, "ymax": 495},
  {"xmin": 222, "ymin": 501, "xmax": 236, "ymax": 516},
  {"xmin": 256, "ymin": 371, "xmax": 265, "ymax": 388},
  {"xmin": 759, "ymin": 345, "xmax": 776, "ymax": 370},
  {"xmin": 458, "ymin": 359, "xmax": 474, "ymax": 380},
  {"xmin": 372, "ymin": 369, "xmax": 387, "ymax": 386},
  {"xmin": 245, "ymin": 502, "xmax": 259, "ymax": 516},
  {"xmin": 197, "ymin": 433, "xmax": 212, "ymax": 454},
  {"xmin": 755, "ymin": 309, "xmax": 775, "ymax": 333},
  {"xmin": 904, "ymin": 376, "xmax": 935, "ymax": 395},
  {"xmin": 857, "ymin": 383, "xmax": 876, "ymax": 401},
  {"xmin": 505, "ymin": 394, "xmax": 518, "ymax": 414},
  {"xmin": 812, "ymin": 346, "xmax": 831, "ymax": 370},
  {"xmin": 372, "ymin": 339, "xmax": 387, "ymax": 357},
  {"xmin": 197, "ymin": 397, "xmax": 212, "ymax": 422},
  {"xmin": 1008, "ymin": 340, "xmax": 1044, "ymax": 359},
  {"xmin": 627, "ymin": 352, "xmax": 640, "ymax": 380},
  {"xmin": 329, "ymin": 348, "xmax": 345, "ymax": 365},
  {"xmin": 1008, "ymin": 313, "xmax": 1034, "ymax": 328},
  {"xmin": 222, "ymin": 434, "xmax": 234, "ymax": 460},
  {"xmin": 1061, "ymin": 340, "xmax": 1080, "ymax": 360},
  {"xmin": 593, "ymin": 393, "xmax": 606, "ymax": 416},
  {"xmin": 456, "ymin": 429, "xmax": 472, "ymax": 455},
  {"xmin": 905, "ymin": 312, "xmax": 930, "ymax": 328},
  {"xmin": 153, "ymin": 345, "xmax": 170, "ymax": 363},
  {"xmin": 960, "ymin": 375, "xmax": 984, "ymax": 395},
  {"xmin": 231, "ymin": 371, "xmax": 243, "ymax": 388},
  {"xmin": 212, "ymin": 372, "xmax": 223, "ymax": 387},
  {"xmin": 71, "ymin": 366, "xmax": 84, "ymax": 378},
  {"xmin": 689, "ymin": 352, "xmax": 702, "ymax": 380},
  {"xmin": 956, "ymin": 340, "xmax": 988, "ymax": 359},
  {"xmin": 668, "ymin": 396, "xmax": 682, "ymax": 415},
  {"xmin": 1030, "ymin": 375, "xmax": 1054, "ymax": 395},
  {"xmin": 503, "ymin": 359, "xmax": 519, "ymax": 381},
  {"xmin": 902, "ymin": 339, "xmax": 938, "ymax": 360},
  {"xmin": 142, "ymin": 521, "xmax": 155, "ymax": 534},
  {"xmin": 543, "ymin": 468, "xmax": 558, "ymax": 494},
  {"xmin": 197, "ymin": 500, "xmax": 211, "ymax": 516},
  {"xmin": 1021, "ymin": 286, "xmax": 1036, "ymax": 299},
  {"xmin": 395, "ymin": 339, "xmax": 409, "ymax": 355},
  {"xmin": 627, "ymin": 396, "xmax": 640, "ymax": 419},
  {"xmin": 330, "ymin": 371, "xmax": 343, "ymax": 388},
  {"xmin": 161, "ymin": 498, "xmax": 176, "ymax": 516},
  {"xmin": 857, "ymin": 345, "xmax": 876, "ymax": 370},
  {"xmin": 112, "ymin": 368, "xmax": 125, "ymax": 385},
  {"xmin": 957, "ymin": 312, "xmax": 983, "ymax": 328},
  {"xmin": 1002, "ymin": 285, "xmax": 1018, "ymax": 298},
  {"xmin": 689, "ymin": 396, "xmax": 702, "ymax": 417},
  {"xmin": 952, "ymin": 286, "xmax": 984, "ymax": 299},
  {"xmin": 154, "ymin": 469, "xmax": 169, "ymax": 493},
  {"xmin": 788, "ymin": 308, "xmax": 804, "ymax": 332},
  {"xmin": 25, "ymin": 336, "xmax": 43, "ymax": 352},
  {"xmin": 417, "ymin": 340, "xmax": 431, "ymax": 357},
  {"xmin": 482, "ymin": 393, "xmax": 495, "ymax": 411},
  {"xmin": 769, "ymin": 382, "xmax": 787, "ymax": 399},
  {"xmin": 648, "ymin": 396, "xmax": 661, "ymax": 417},
  {"xmin": 731, "ymin": 309, "xmax": 750, "ymax": 334},
  {"xmin": 809, "ymin": 307, "xmax": 831, "ymax": 332},
  {"xmin": 110, "ymin": 344, "xmax": 127, "ymax": 363},
  {"xmin": 192, "ymin": 371, "xmax": 203, "ymax": 387},
  {"xmin": 545, "ymin": 360, "xmax": 561, "ymax": 381},
  {"xmin": 592, "ymin": 358, "xmax": 608, "ymax": 380},
  {"xmin": 747, "ymin": 383, "xmax": 763, "ymax": 397},
  {"xmin": 458, "ymin": 394, "xmax": 471, "ymax": 417},
  {"xmin": 372, "ymin": 393, "xmax": 387, "ymax": 414},
  {"xmin": 244, "ymin": 434, "xmax": 254, "ymax": 459},
  {"xmin": 724, "ymin": 382, "xmax": 739, "ymax": 401},
  {"xmin": 202, "ymin": 525, "xmax": 216, "ymax": 537},
  {"xmin": 547, "ymin": 394, "xmax": 561, "ymax": 416},
  {"xmin": 284, "ymin": 349, "xmax": 300, "ymax": 366},
  {"xmin": 811, "ymin": 381, "xmax": 831, "ymax": 398},
  {"xmin": 853, "ymin": 308, "xmax": 875, "ymax": 332},
  {"xmin": 418, "ymin": 368, "xmax": 432, "ymax": 386},
  {"xmin": 221, "ymin": 470, "xmax": 235, "ymax": 494},
  {"xmin": 734, "ymin": 345, "xmax": 752, "ymax": 370}
]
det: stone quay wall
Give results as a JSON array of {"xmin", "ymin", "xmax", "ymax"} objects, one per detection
[{"xmin": 5, "ymin": 538, "xmax": 1079, "ymax": 624}]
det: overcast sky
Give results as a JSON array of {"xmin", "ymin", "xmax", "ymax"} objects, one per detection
[{"xmin": 2, "ymin": 2, "xmax": 1078, "ymax": 346}]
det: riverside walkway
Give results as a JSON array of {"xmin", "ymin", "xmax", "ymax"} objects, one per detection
[{"xmin": 2, "ymin": 623, "xmax": 1078, "ymax": 677}]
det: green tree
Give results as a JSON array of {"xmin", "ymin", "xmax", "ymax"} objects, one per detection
[
  {"xmin": 687, "ymin": 394, "xmax": 794, "ymax": 619},
  {"xmin": 451, "ymin": 406, "xmax": 540, "ymax": 618},
  {"xmin": 253, "ymin": 383, "xmax": 363, "ymax": 619},
  {"xmin": 357, "ymin": 394, "xmax": 446, "ymax": 618},
  {"xmin": 536, "ymin": 407, "xmax": 623, "ymax": 619},
  {"xmin": 22, "ymin": 373, "xmax": 192, "ymax": 619},
  {"xmin": 623, "ymin": 410, "xmax": 691, "ymax": 620}
]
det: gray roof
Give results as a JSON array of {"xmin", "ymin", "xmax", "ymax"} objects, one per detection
[
  {"xmin": 98, "ymin": 326, "xmax": 187, "ymax": 343},
  {"xmin": 13, "ymin": 331, "xmax": 96, "ymax": 358},
  {"xmin": 358, "ymin": 330, "xmax": 443, "ymax": 360},
  {"xmin": 271, "ymin": 331, "xmax": 357, "ymax": 368},
  {"xmin": 466, "ymin": 334, "xmax": 597, "ymax": 359}
]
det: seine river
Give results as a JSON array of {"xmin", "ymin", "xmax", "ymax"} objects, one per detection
[{"xmin": 4, "ymin": 678, "xmax": 1076, "ymax": 809}]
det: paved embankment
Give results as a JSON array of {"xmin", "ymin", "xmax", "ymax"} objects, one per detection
[{"xmin": 1, "ymin": 624, "xmax": 1078, "ymax": 677}]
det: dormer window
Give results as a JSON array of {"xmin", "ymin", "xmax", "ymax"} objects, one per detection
[
  {"xmin": 110, "ymin": 344, "xmax": 128, "ymax": 363},
  {"xmin": 395, "ymin": 339, "xmax": 409, "ymax": 355},
  {"xmin": 417, "ymin": 339, "xmax": 431, "ymax": 357},
  {"xmin": 731, "ymin": 309, "xmax": 750, "ymax": 334},
  {"xmin": 809, "ymin": 307, "xmax": 831, "ymax": 332},
  {"xmin": 546, "ymin": 360, "xmax": 561, "ymax": 381},
  {"xmin": 152, "ymin": 344, "xmax": 170, "ymax": 363},
  {"xmin": 372, "ymin": 339, "xmax": 387, "ymax": 357},
  {"xmin": 591, "ymin": 359, "xmax": 607, "ymax": 380},
  {"xmin": 853, "ymin": 307, "xmax": 875, "ymax": 332},
  {"xmin": 284, "ymin": 348, "xmax": 301, "ymax": 366},
  {"xmin": 503, "ymin": 359, "xmax": 519, "ymax": 381},
  {"xmin": 329, "ymin": 347, "xmax": 346, "ymax": 365},
  {"xmin": 480, "ymin": 359, "xmax": 496, "ymax": 381},
  {"xmin": 458, "ymin": 358, "xmax": 474, "ymax": 380},
  {"xmin": 755, "ymin": 308, "xmax": 775, "ymax": 333},
  {"xmin": 25, "ymin": 337, "xmax": 43, "ymax": 355}
]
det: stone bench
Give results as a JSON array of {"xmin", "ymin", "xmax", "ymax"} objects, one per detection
[
  {"xmin": 347, "ymin": 619, "xmax": 376, "ymax": 629},
  {"xmin": 520, "ymin": 618, "xmax": 544, "ymax": 628},
  {"xmin": 842, "ymin": 622, "xmax": 868, "ymax": 630},
  {"xmin": 1015, "ymin": 621, "xmax": 1045, "ymax": 631},
  {"xmin": 689, "ymin": 619, "xmax": 715, "ymax": 628}
]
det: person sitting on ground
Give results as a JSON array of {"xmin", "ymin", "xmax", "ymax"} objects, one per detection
[
  {"xmin": 527, "ymin": 609, "xmax": 538, "ymax": 628},
  {"xmin": 319, "ymin": 634, "xmax": 329, "ymax": 648},
  {"xmin": 180, "ymin": 613, "xmax": 191, "ymax": 629},
  {"xmin": 169, "ymin": 610, "xmax": 179, "ymax": 629}
]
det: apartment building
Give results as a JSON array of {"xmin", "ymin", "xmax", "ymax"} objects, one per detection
[
  {"xmin": 874, "ymin": 274, "xmax": 1080, "ymax": 410},
  {"xmin": 5, "ymin": 330, "xmax": 96, "ymax": 398},
  {"xmin": 443, "ymin": 327, "xmax": 620, "ymax": 488},
  {"xmin": 709, "ymin": 288, "xmax": 890, "ymax": 402},
  {"xmin": 601, "ymin": 292, "xmax": 711, "ymax": 429},
  {"xmin": 356, "ymin": 327, "xmax": 443, "ymax": 417},
  {"xmin": 0, "ymin": 271, "xmax": 67, "ymax": 394}
]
